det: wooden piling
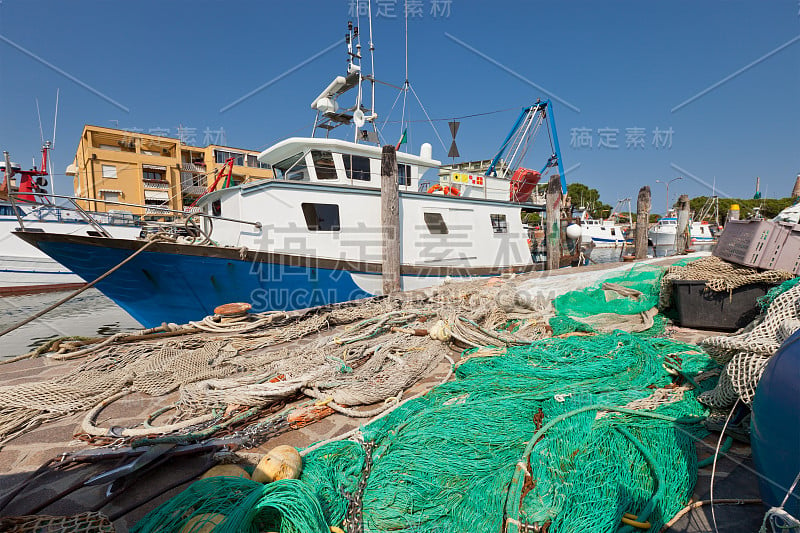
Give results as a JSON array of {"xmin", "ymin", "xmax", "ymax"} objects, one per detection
[
  {"xmin": 381, "ymin": 145, "xmax": 401, "ymax": 294},
  {"xmin": 675, "ymin": 193, "xmax": 690, "ymax": 254},
  {"xmin": 546, "ymin": 174, "xmax": 562, "ymax": 271},
  {"xmin": 635, "ymin": 186, "xmax": 651, "ymax": 260}
]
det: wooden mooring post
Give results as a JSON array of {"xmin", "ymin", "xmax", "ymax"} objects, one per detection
[
  {"xmin": 675, "ymin": 193, "xmax": 690, "ymax": 254},
  {"xmin": 381, "ymin": 145, "xmax": 401, "ymax": 294},
  {"xmin": 546, "ymin": 174, "xmax": 562, "ymax": 271},
  {"xmin": 635, "ymin": 186, "xmax": 651, "ymax": 260}
]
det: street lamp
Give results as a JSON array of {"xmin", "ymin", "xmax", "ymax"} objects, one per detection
[{"xmin": 655, "ymin": 177, "xmax": 683, "ymax": 215}]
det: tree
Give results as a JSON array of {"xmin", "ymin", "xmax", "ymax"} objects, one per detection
[
  {"xmin": 690, "ymin": 196, "xmax": 795, "ymax": 222},
  {"xmin": 567, "ymin": 182, "xmax": 613, "ymax": 219}
]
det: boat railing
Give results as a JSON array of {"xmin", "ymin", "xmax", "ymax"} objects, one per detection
[{"xmin": 9, "ymin": 192, "xmax": 263, "ymax": 236}]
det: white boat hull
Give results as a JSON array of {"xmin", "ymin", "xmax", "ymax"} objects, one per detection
[{"xmin": 0, "ymin": 211, "xmax": 140, "ymax": 293}]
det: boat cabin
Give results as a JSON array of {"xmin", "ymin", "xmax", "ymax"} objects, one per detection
[{"xmin": 258, "ymin": 138, "xmax": 439, "ymax": 192}]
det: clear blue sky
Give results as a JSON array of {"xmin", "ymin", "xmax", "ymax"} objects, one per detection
[{"xmin": 1, "ymin": 0, "xmax": 798, "ymax": 214}]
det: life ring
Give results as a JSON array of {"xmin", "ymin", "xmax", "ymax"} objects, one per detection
[{"xmin": 426, "ymin": 184, "xmax": 460, "ymax": 196}]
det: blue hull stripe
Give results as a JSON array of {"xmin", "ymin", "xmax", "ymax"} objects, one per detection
[{"xmin": 39, "ymin": 241, "xmax": 374, "ymax": 328}]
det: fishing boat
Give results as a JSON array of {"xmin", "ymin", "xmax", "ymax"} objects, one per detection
[
  {"xmin": 14, "ymin": 22, "xmax": 569, "ymax": 327},
  {"xmin": 1, "ymin": 147, "xmax": 141, "ymax": 295},
  {"xmin": 574, "ymin": 200, "xmax": 632, "ymax": 248},
  {"xmin": 647, "ymin": 217, "xmax": 717, "ymax": 252}
]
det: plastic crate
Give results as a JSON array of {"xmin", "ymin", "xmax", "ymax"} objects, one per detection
[
  {"xmin": 756, "ymin": 221, "xmax": 795, "ymax": 271},
  {"xmin": 713, "ymin": 220, "xmax": 777, "ymax": 268},
  {"xmin": 672, "ymin": 280, "xmax": 772, "ymax": 331},
  {"xmin": 761, "ymin": 222, "xmax": 800, "ymax": 274}
]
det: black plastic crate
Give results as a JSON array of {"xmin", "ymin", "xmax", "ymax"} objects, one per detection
[{"xmin": 672, "ymin": 280, "xmax": 772, "ymax": 331}]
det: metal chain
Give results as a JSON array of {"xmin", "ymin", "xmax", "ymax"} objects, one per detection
[{"xmin": 342, "ymin": 440, "xmax": 375, "ymax": 533}]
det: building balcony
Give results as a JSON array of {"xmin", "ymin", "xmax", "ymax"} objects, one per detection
[
  {"xmin": 143, "ymin": 180, "xmax": 170, "ymax": 189},
  {"xmin": 184, "ymin": 206, "xmax": 201, "ymax": 214},
  {"xmin": 181, "ymin": 184, "xmax": 207, "ymax": 196},
  {"xmin": 182, "ymin": 162, "xmax": 206, "ymax": 173}
]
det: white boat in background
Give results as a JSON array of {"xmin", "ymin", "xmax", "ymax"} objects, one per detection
[
  {"xmin": 0, "ymin": 201, "xmax": 141, "ymax": 295},
  {"xmin": 1, "ymin": 147, "xmax": 141, "ymax": 295},
  {"xmin": 574, "ymin": 200, "xmax": 631, "ymax": 247},
  {"xmin": 648, "ymin": 217, "xmax": 717, "ymax": 254},
  {"xmin": 579, "ymin": 217, "xmax": 628, "ymax": 247}
]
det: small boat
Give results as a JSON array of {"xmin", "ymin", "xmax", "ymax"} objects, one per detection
[
  {"xmin": 647, "ymin": 217, "xmax": 717, "ymax": 254},
  {"xmin": 1, "ymin": 147, "xmax": 141, "ymax": 295},
  {"xmin": 574, "ymin": 201, "xmax": 631, "ymax": 248}
]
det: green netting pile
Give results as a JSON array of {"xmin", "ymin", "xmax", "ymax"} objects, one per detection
[
  {"xmin": 134, "ymin": 330, "xmax": 717, "ymax": 533},
  {"xmin": 549, "ymin": 261, "xmax": 696, "ymax": 337}
]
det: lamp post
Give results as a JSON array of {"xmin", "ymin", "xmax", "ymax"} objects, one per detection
[{"xmin": 655, "ymin": 177, "xmax": 683, "ymax": 215}]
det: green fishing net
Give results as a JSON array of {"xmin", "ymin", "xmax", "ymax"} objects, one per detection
[
  {"xmin": 758, "ymin": 276, "xmax": 800, "ymax": 312},
  {"xmin": 549, "ymin": 259, "xmax": 698, "ymax": 337},
  {"xmin": 134, "ymin": 332, "xmax": 717, "ymax": 533}
]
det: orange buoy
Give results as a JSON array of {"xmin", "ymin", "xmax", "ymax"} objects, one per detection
[
  {"xmin": 214, "ymin": 302, "xmax": 252, "ymax": 317},
  {"xmin": 427, "ymin": 184, "xmax": 443, "ymax": 194}
]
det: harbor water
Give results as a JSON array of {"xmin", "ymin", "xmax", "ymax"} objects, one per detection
[{"xmin": 0, "ymin": 288, "xmax": 142, "ymax": 359}]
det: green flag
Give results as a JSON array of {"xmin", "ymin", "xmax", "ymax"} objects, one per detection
[{"xmin": 395, "ymin": 129, "xmax": 407, "ymax": 150}]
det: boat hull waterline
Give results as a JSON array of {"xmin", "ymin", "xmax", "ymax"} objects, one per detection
[{"xmin": 15, "ymin": 232, "xmax": 536, "ymax": 327}]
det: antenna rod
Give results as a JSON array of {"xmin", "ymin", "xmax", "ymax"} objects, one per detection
[
  {"xmin": 52, "ymin": 88, "xmax": 59, "ymax": 149},
  {"xmin": 368, "ymin": 0, "xmax": 376, "ymax": 122},
  {"xmin": 404, "ymin": 0, "xmax": 409, "ymax": 83},
  {"xmin": 36, "ymin": 98, "xmax": 44, "ymax": 143}
]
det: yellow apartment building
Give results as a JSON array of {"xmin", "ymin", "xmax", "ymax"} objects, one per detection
[{"xmin": 67, "ymin": 125, "xmax": 273, "ymax": 219}]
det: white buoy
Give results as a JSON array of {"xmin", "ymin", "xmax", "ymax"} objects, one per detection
[{"xmin": 566, "ymin": 224, "xmax": 582, "ymax": 240}]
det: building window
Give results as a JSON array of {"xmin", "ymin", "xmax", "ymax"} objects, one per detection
[
  {"xmin": 424, "ymin": 212, "xmax": 448, "ymax": 235},
  {"xmin": 143, "ymin": 169, "xmax": 166, "ymax": 182},
  {"xmin": 343, "ymin": 154, "xmax": 371, "ymax": 181},
  {"xmin": 490, "ymin": 214, "xmax": 508, "ymax": 234},
  {"xmin": 301, "ymin": 203, "xmax": 340, "ymax": 231},
  {"xmin": 246, "ymin": 154, "xmax": 269, "ymax": 169},
  {"xmin": 398, "ymin": 163, "xmax": 411, "ymax": 186},
  {"xmin": 102, "ymin": 191, "xmax": 120, "ymax": 204},
  {"xmin": 311, "ymin": 151, "xmax": 338, "ymax": 180},
  {"xmin": 144, "ymin": 199, "xmax": 169, "ymax": 210},
  {"xmin": 215, "ymin": 150, "xmax": 244, "ymax": 166},
  {"xmin": 101, "ymin": 165, "xmax": 117, "ymax": 179}
]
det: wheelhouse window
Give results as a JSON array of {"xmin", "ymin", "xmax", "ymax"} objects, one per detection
[
  {"xmin": 398, "ymin": 163, "xmax": 411, "ymax": 186},
  {"xmin": 311, "ymin": 150, "xmax": 338, "ymax": 180},
  {"xmin": 343, "ymin": 154, "xmax": 371, "ymax": 181},
  {"xmin": 273, "ymin": 153, "xmax": 307, "ymax": 180},
  {"xmin": 424, "ymin": 212, "xmax": 448, "ymax": 235},
  {"xmin": 490, "ymin": 214, "xmax": 508, "ymax": 234},
  {"xmin": 302, "ymin": 203, "xmax": 340, "ymax": 231}
]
